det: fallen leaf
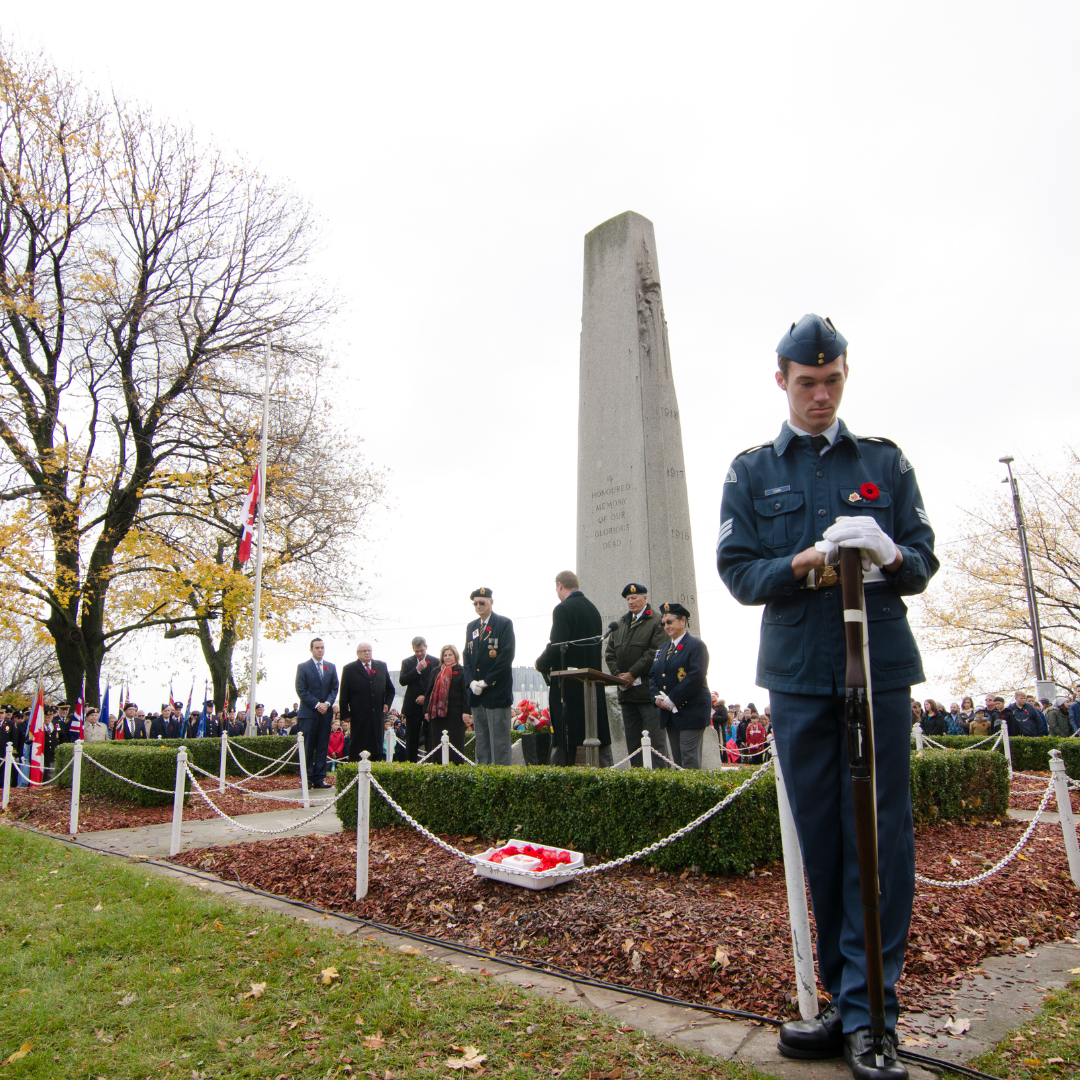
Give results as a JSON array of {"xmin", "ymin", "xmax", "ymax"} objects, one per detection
[
  {"xmin": 638, "ymin": 941, "xmax": 654, "ymax": 954},
  {"xmin": 397, "ymin": 945, "xmax": 422, "ymax": 956},
  {"xmin": 116, "ymin": 992, "xmax": 136, "ymax": 1007},
  {"xmin": 1068, "ymin": 967, "xmax": 1080, "ymax": 975},
  {"xmin": 355, "ymin": 1015, "xmax": 364, "ymax": 1027},
  {"xmin": 92, "ymin": 902, "xmax": 103, "ymax": 912},
  {"xmin": 445, "ymin": 1045, "xmax": 487, "ymax": 1070},
  {"xmin": 714, "ymin": 946, "xmax": 730, "ymax": 970},
  {"xmin": 1047, "ymin": 1058, "xmax": 1065, "ymax": 1065},
  {"xmin": 320, "ymin": 967, "xmax": 340, "ymax": 985},
  {"xmin": 1, "ymin": 1043, "xmax": 31, "ymax": 1065},
  {"xmin": 630, "ymin": 952, "xmax": 642, "ymax": 973},
  {"xmin": 902, "ymin": 1035, "xmax": 932, "ymax": 1047},
  {"xmin": 362, "ymin": 1031, "xmax": 384, "ymax": 1050},
  {"xmin": 239, "ymin": 982, "xmax": 266, "ymax": 1001},
  {"xmin": 620, "ymin": 939, "xmax": 634, "ymax": 955},
  {"xmin": 94, "ymin": 1029, "xmax": 114, "ymax": 1044},
  {"xmin": 944, "ymin": 1017, "xmax": 970, "ymax": 1036},
  {"xmin": 213, "ymin": 920, "xmax": 225, "ymax": 931}
]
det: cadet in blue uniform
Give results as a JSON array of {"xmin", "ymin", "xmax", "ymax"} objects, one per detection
[
  {"xmin": 462, "ymin": 588, "xmax": 516, "ymax": 765},
  {"xmin": 717, "ymin": 315, "xmax": 937, "ymax": 1080},
  {"xmin": 648, "ymin": 602, "xmax": 712, "ymax": 770}
]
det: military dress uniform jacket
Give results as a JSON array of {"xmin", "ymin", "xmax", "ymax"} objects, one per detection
[
  {"xmin": 462, "ymin": 612, "xmax": 516, "ymax": 709},
  {"xmin": 648, "ymin": 633, "xmax": 711, "ymax": 730},
  {"xmin": 717, "ymin": 419, "xmax": 938, "ymax": 695},
  {"xmin": 604, "ymin": 607, "xmax": 668, "ymax": 704}
]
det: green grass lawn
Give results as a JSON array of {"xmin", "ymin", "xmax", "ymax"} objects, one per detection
[
  {"xmin": 0, "ymin": 824, "xmax": 765, "ymax": 1079},
  {"xmin": 954, "ymin": 979, "xmax": 1079, "ymax": 1080}
]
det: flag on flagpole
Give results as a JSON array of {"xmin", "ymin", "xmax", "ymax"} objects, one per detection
[
  {"xmin": 69, "ymin": 679, "xmax": 85, "ymax": 741},
  {"xmin": 169, "ymin": 677, "xmax": 182, "ymax": 712},
  {"xmin": 28, "ymin": 678, "xmax": 45, "ymax": 784},
  {"xmin": 101, "ymin": 682, "xmax": 110, "ymax": 730},
  {"xmin": 196, "ymin": 681, "xmax": 208, "ymax": 739},
  {"xmin": 237, "ymin": 468, "xmax": 260, "ymax": 564},
  {"xmin": 183, "ymin": 677, "xmax": 194, "ymax": 723}
]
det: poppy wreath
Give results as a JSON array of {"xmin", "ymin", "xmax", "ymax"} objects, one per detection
[{"xmin": 859, "ymin": 482, "xmax": 880, "ymax": 500}]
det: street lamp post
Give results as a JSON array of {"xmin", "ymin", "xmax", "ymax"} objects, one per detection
[{"xmin": 999, "ymin": 456, "xmax": 1051, "ymax": 696}]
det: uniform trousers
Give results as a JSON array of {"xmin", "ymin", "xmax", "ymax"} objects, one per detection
[
  {"xmin": 665, "ymin": 725, "xmax": 706, "ymax": 770},
  {"xmin": 549, "ymin": 743, "xmax": 615, "ymax": 767},
  {"xmin": 770, "ymin": 687, "xmax": 914, "ymax": 1033},
  {"xmin": 472, "ymin": 704, "xmax": 512, "ymax": 766},
  {"xmin": 619, "ymin": 701, "xmax": 670, "ymax": 769}
]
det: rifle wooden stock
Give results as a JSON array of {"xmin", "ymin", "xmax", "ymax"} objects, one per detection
[{"xmin": 840, "ymin": 547, "xmax": 888, "ymax": 1060}]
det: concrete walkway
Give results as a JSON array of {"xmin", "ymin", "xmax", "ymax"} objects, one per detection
[{"xmin": 45, "ymin": 803, "xmax": 1077, "ymax": 1080}]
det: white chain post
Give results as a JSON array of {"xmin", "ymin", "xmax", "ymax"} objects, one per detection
[
  {"xmin": 170, "ymin": 746, "xmax": 188, "ymax": 856},
  {"xmin": 219, "ymin": 730, "xmax": 228, "ymax": 795},
  {"xmin": 1049, "ymin": 750, "xmax": 1080, "ymax": 887},
  {"xmin": 296, "ymin": 732, "xmax": 309, "ymax": 808},
  {"xmin": 912, "ymin": 723, "xmax": 924, "ymax": 753},
  {"xmin": 383, "ymin": 727, "xmax": 394, "ymax": 764},
  {"xmin": 69, "ymin": 741, "xmax": 83, "ymax": 836},
  {"xmin": 2, "ymin": 742, "xmax": 12, "ymax": 809},
  {"xmin": 356, "ymin": 751, "xmax": 372, "ymax": 899},
  {"xmin": 1000, "ymin": 720, "xmax": 1013, "ymax": 777},
  {"xmin": 770, "ymin": 740, "xmax": 817, "ymax": 1020},
  {"xmin": 641, "ymin": 732, "xmax": 653, "ymax": 770},
  {"xmin": 441, "ymin": 730, "xmax": 450, "ymax": 765}
]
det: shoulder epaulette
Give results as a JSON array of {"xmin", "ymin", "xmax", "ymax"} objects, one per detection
[
  {"xmin": 857, "ymin": 435, "xmax": 898, "ymax": 449},
  {"xmin": 735, "ymin": 441, "xmax": 773, "ymax": 458}
]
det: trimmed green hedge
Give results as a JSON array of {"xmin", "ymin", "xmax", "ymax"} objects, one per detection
[
  {"xmin": 53, "ymin": 737, "xmax": 299, "ymax": 806},
  {"xmin": 923, "ymin": 734, "xmax": 1080, "ymax": 774},
  {"xmin": 910, "ymin": 748, "xmax": 1010, "ymax": 823},
  {"xmin": 336, "ymin": 761, "xmax": 781, "ymax": 875},
  {"xmin": 333, "ymin": 750, "xmax": 1010, "ymax": 875}
]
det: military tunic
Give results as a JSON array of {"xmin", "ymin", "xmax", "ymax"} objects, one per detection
[{"xmin": 717, "ymin": 418, "xmax": 937, "ymax": 1035}]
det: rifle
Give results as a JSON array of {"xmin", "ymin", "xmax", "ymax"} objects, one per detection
[{"xmin": 840, "ymin": 546, "xmax": 887, "ymax": 1069}]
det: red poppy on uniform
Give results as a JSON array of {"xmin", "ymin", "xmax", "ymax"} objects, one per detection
[
  {"xmin": 859, "ymin": 482, "xmax": 880, "ymax": 500},
  {"xmin": 676, "ymin": 643, "xmax": 683, "ymax": 651}
]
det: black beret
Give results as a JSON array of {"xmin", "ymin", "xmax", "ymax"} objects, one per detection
[
  {"xmin": 124, "ymin": 701, "xmax": 137, "ymax": 710},
  {"xmin": 621, "ymin": 583, "xmax": 648, "ymax": 598},
  {"xmin": 777, "ymin": 314, "xmax": 848, "ymax": 367},
  {"xmin": 660, "ymin": 602, "xmax": 690, "ymax": 618},
  {"xmin": 470, "ymin": 587, "xmax": 492, "ymax": 600}
]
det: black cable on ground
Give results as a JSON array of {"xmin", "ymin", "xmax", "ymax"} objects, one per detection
[{"xmin": 3, "ymin": 820, "xmax": 1007, "ymax": 1080}]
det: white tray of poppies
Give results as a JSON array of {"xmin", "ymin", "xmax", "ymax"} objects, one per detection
[{"xmin": 472, "ymin": 838, "xmax": 584, "ymax": 890}]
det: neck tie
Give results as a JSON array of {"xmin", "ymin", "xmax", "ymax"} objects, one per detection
[
  {"xmin": 667, "ymin": 640, "xmax": 677, "ymax": 659},
  {"xmin": 317, "ymin": 662, "xmax": 323, "ymax": 676},
  {"xmin": 810, "ymin": 434, "xmax": 829, "ymax": 453}
]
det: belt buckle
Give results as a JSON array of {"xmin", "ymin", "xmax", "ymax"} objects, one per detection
[{"xmin": 804, "ymin": 564, "xmax": 840, "ymax": 590}]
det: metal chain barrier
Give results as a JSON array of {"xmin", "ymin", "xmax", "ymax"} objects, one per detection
[
  {"xmin": 183, "ymin": 763, "xmax": 358, "ymax": 835},
  {"xmin": 922, "ymin": 731, "xmax": 1003, "ymax": 753},
  {"xmin": 915, "ymin": 776, "xmax": 1057, "ymax": 887},
  {"xmin": 82, "ymin": 754, "xmax": 176, "ymax": 794},
  {"xmin": 368, "ymin": 758, "xmax": 776, "ymax": 880},
  {"xmin": 609, "ymin": 746, "xmax": 643, "ymax": 769},
  {"xmin": 647, "ymin": 746, "xmax": 686, "ymax": 771},
  {"xmin": 186, "ymin": 760, "xmax": 333, "ymax": 804},
  {"xmin": 226, "ymin": 739, "xmax": 297, "ymax": 779},
  {"xmin": 227, "ymin": 740, "xmax": 300, "ymax": 764},
  {"xmin": 447, "ymin": 742, "xmax": 474, "ymax": 764},
  {"xmin": 10, "ymin": 755, "xmax": 75, "ymax": 787},
  {"xmin": 415, "ymin": 744, "xmax": 442, "ymax": 764}
]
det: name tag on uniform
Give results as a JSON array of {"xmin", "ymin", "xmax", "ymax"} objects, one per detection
[
  {"xmin": 472, "ymin": 629, "xmax": 479, "ymax": 639},
  {"xmin": 763, "ymin": 485, "xmax": 791, "ymax": 496}
]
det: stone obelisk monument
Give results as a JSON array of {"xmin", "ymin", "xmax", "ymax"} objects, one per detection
[{"xmin": 576, "ymin": 211, "xmax": 698, "ymax": 629}]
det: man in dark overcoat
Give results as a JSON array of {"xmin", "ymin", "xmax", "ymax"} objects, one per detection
[
  {"xmin": 398, "ymin": 636, "xmax": 439, "ymax": 762},
  {"xmin": 340, "ymin": 642, "xmax": 395, "ymax": 763},
  {"xmin": 535, "ymin": 570, "xmax": 611, "ymax": 767},
  {"xmin": 604, "ymin": 582, "xmax": 670, "ymax": 768}
]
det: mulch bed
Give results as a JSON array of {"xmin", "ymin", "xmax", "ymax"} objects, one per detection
[
  {"xmin": 1009, "ymin": 770, "xmax": 1080, "ymax": 813},
  {"xmin": 171, "ymin": 816, "xmax": 1079, "ymax": 1019},
  {"xmin": 1, "ymin": 773, "xmax": 321, "ymax": 832}
]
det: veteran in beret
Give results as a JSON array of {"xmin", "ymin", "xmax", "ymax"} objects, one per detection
[
  {"xmin": 462, "ymin": 588, "xmax": 516, "ymax": 765},
  {"xmin": 647, "ymin": 602, "xmax": 712, "ymax": 770},
  {"xmin": 604, "ymin": 582, "xmax": 671, "ymax": 768}
]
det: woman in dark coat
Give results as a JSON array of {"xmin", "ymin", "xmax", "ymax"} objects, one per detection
[
  {"xmin": 921, "ymin": 699, "xmax": 948, "ymax": 737},
  {"xmin": 648, "ymin": 602, "xmax": 712, "ymax": 770},
  {"xmin": 424, "ymin": 645, "xmax": 470, "ymax": 764}
]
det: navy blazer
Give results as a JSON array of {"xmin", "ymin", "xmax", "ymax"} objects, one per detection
[
  {"xmin": 649, "ymin": 633, "xmax": 712, "ymax": 730},
  {"xmin": 462, "ymin": 611, "xmax": 516, "ymax": 709},
  {"xmin": 295, "ymin": 658, "xmax": 339, "ymax": 720}
]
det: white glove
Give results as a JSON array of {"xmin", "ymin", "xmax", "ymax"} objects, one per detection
[
  {"xmin": 822, "ymin": 515, "xmax": 898, "ymax": 570},
  {"xmin": 469, "ymin": 680, "xmax": 487, "ymax": 695}
]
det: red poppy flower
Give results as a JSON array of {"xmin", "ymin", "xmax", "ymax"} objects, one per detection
[
  {"xmin": 859, "ymin": 482, "xmax": 880, "ymax": 500},
  {"xmin": 676, "ymin": 643, "xmax": 683, "ymax": 651}
]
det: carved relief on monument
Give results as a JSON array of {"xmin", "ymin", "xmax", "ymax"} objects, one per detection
[{"xmin": 635, "ymin": 240, "xmax": 667, "ymax": 374}]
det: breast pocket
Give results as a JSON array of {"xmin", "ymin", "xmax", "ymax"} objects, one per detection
[
  {"xmin": 753, "ymin": 491, "xmax": 806, "ymax": 549},
  {"xmin": 838, "ymin": 487, "xmax": 892, "ymax": 527}
]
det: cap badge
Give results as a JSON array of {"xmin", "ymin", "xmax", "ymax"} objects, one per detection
[
  {"xmin": 629, "ymin": 585, "xmax": 637, "ymax": 593},
  {"xmin": 848, "ymin": 491, "xmax": 862, "ymax": 503}
]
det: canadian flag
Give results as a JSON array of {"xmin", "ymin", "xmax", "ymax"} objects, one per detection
[
  {"xmin": 238, "ymin": 467, "xmax": 260, "ymax": 563},
  {"xmin": 70, "ymin": 679, "xmax": 85, "ymax": 741},
  {"xmin": 28, "ymin": 679, "xmax": 45, "ymax": 784}
]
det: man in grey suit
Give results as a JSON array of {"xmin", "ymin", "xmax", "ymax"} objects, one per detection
[{"xmin": 294, "ymin": 637, "xmax": 339, "ymax": 788}]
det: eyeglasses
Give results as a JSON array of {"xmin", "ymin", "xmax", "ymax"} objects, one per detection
[{"xmin": 661, "ymin": 619, "xmax": 680, "ymax": 626}]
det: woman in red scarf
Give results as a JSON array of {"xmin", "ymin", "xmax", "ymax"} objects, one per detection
[{"xmin": 424, "ymin": 645, "xmax": 469, "ymax": 764}]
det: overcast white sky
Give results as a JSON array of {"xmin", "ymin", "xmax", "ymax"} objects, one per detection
[{"xmin": 9, "ymin": 2, "xmax": 1079, "ymax": 711}]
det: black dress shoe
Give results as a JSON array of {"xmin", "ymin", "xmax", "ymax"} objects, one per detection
[
  {"xmin": 843, "ymin": 1029, "xmax": 907, "ymax": 1080},
  {"xmin": 777, "ymin": 1003, "xmax": 843, "ymax": 1059},
  {"xmin": 310, "ymin": 780, "xmax": 330, "ymax": 789}
]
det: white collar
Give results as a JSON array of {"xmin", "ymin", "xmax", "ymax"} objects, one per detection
[
  {"xmin": 787, "ymin": 419, "xmax": 840, "ymax": 445},
  {"xmin": 672, "ymin": 632, "xmax": 688, "ymax": 647}
]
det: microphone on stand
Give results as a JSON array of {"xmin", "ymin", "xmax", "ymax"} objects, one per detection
[{"xmin": 602, "ymin": 621, "xmax": 619, "ymax": 640}]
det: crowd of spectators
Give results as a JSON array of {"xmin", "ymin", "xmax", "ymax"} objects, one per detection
[{"xmin": 912, "ymin": 687, "xmax": 1080, "ymax": 739}]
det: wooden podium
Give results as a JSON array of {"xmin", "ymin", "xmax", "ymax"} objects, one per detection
[{"xmin": 550, "ymin": 667, "xmax": 627, "ymax": 767}]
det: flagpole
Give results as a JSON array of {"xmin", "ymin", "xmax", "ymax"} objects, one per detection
[{"xmin": 246, "ymin": 338, "xmax": 272, "ymax": 736}]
